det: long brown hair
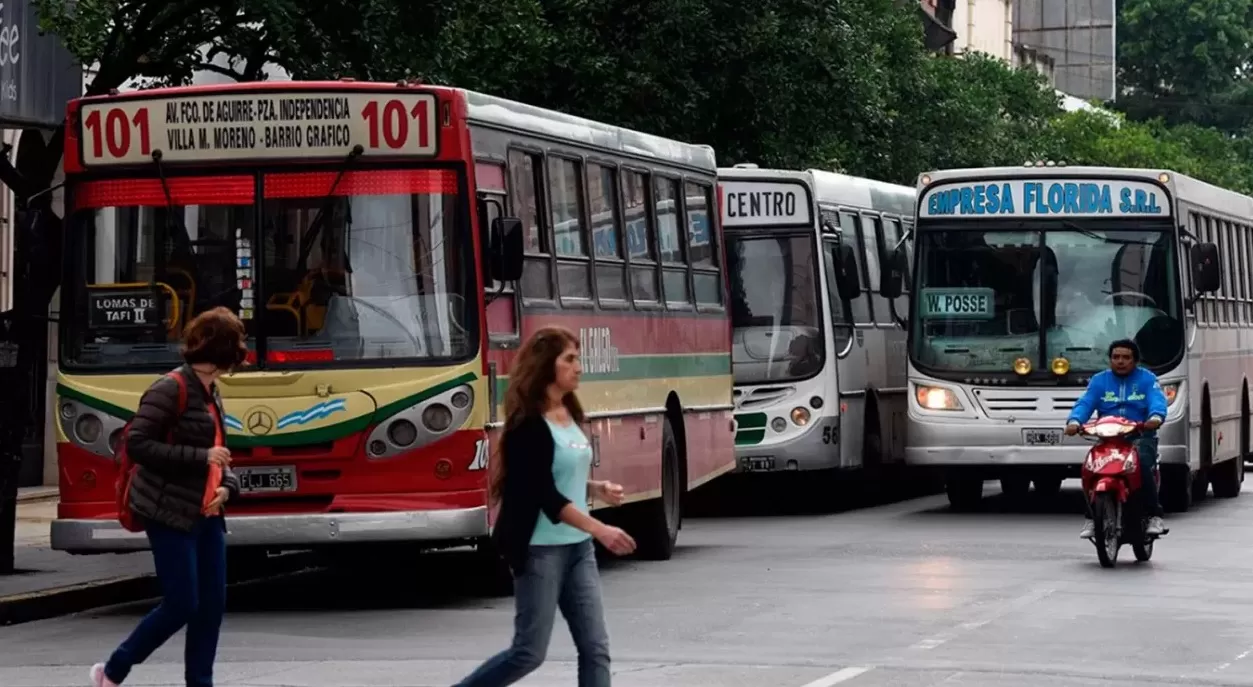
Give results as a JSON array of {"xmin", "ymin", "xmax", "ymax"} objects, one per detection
[{"xmin": 488, "ymin": 326, "xmax": 586, "ymax": 505}]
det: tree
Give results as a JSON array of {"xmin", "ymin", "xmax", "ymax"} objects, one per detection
[
  {"xmin": 0, "ymin": 0, "xmax": 405, "ymax": 574},
  {"xmin": 1116, "ymin": 0, "xmax": 1253, "ymax": 133}
]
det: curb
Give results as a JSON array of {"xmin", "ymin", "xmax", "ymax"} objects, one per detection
[
  {"xmin": 0, "ymin": 552, "xmax": 321, "ymax": 626},
  {"xmin": 0, "ymin": 574, "xmax": 158, "ymax": 626},
  {"xmin": 16, "ymin": 487, "xmax": 59, "ymax": 504}
]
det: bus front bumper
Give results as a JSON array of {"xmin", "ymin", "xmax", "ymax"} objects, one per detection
[
  {"xmin": 733, "ymin": 417, "xmax": 842, "ymax": 473},
  {"xmin": 51, "ymin": 507, "xmax": 490, "ymax": 553},
  {"xmin": 905, "ymin": 414, "xmax": 1188, "ymax": 468}
]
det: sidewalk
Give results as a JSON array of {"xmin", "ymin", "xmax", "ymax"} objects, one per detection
[{"xmin": 0, "ymin": 488, "xmax": 156, "ymax": 625}]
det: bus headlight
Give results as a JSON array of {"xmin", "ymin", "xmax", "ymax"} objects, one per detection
[
  {"xmin": 1161, "ymin": 382, "xmax": 1180, "ymax": 405},
  {"xmin": 56, "ymin": 397, "xmax": 129, "ymax": 459},
  {"xmin": 915, "ymin": 385, "xmax": 963, "ymax": 411},
  {"xmin": 366, "ymin": 384, "xmax": 475, "ymax": 460}
]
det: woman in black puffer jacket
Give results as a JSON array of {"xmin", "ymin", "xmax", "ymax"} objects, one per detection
[{"xmin": 91, "ymin": 307, "xmax": 246, "ymax": 687}]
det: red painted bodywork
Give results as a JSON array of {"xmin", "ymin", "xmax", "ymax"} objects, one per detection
[
  {"xmin": 58, "ymin": 428, "xmax": 489, "ymax": 521},
  {"xmin": 58, "ymin": 81, "xmax": 734, "ymax": 533},
  {"xmin": 1079, "ymin": 416, "xmax": 1154, "ymax": 504}
]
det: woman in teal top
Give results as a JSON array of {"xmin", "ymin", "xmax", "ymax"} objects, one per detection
[{"xmin": 455, "ymin": 327, "xmax": 637, "ymax": 687}]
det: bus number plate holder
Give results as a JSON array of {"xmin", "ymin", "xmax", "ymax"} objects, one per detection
[
  {"xmin": 744, "ymin": 456, "xmax": 775, "ymax": 472},
  {"xmin": 237, "ymin": 466, "xmax": 298, "ymax": 494},
  {"xmin": 1022, "ymin": 429, "xmax": 1062, "ymax": 446}
]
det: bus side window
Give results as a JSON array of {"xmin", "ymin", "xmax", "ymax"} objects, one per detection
[
  {"xmin": 548, "ymin": 155, "xmax": 592, "ymax": 302},
  {"xmin": 863, "ymin": 215, "xmax": 892, "ymax": 326},
  {"xmin": 587, "ymin": 162, "xmax": 626, "ymax": 303},
  {"xmin": 685, "ymin": 181, "xmax": 721, "ymax": 306},
  {"xmin": 822, "ymin": 239, "xmax": 854, "ymax": 354},
  {"xmin": 654, "ymin": 175, "xmax": 691, "ymax": 308},
  {"xmin": 621, "ymin": 169, "xmax": 660, "ymax": 305},
  {"xmin": 507, "ymin": 149, "xmax": 552, "ymax": 301},
  {"xmin": 884, "ymin": 216, "xmax": 908, "ymax": 317},
  {"xmin": 837, "ymin": 211, "xmax": 872, "ymax": 325}
]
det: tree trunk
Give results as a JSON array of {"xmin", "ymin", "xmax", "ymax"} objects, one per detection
[{"xmin": 0, "ymin": 202, "xmax": 61, "ymax": 574}]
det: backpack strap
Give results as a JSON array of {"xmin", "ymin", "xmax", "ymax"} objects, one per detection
[{"xmin": 168, "ymin": 369, "xmax": 188, "ymax": 415}]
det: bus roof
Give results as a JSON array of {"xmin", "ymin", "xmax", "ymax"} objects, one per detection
[
  {"xmin": 809, "ymin": 169, "xmax": 914, "ymax": 217},
  {"xmin": 716, "ymin": 166, "xmax": 915, "ymax": 217},
  {"xmin": 919, "ymin": 165, "xmax": 1253, "ymax": 219},
  {"xmin": 69, "ymin": 80, "xmax": 718, "ymax": 174},
  {"xmin": 463, "ymin": 89, "xmax": 717, "ymax": 172}
]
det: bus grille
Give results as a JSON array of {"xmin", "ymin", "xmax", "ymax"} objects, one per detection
[
  {"xmin": 973, "ymin": 388, "xmax": 1083, "ymax": 418},
  {"xmin": 734, "ymin": 385, "xmax": 796, "ymax": 410}
]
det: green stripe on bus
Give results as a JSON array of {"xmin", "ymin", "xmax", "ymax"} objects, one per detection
[
  {"xmin": 494, "ymin": 353, "xmax": 731, "ymax": 397},
  {"xmin": 735, "ymin": 412, "xmax": 767, "ymax": 429},
  {"xmin": 735, "ymin": 429, "xmax": 765, "ymax": 446}
]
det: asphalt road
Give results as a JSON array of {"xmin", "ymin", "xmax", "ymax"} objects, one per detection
[{"xmin": 3, "ymin": 476, "xmax": 1253, "ymax": 687}]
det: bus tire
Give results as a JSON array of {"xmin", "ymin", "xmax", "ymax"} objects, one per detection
[
  {"xmin": 1213, "ymin": 393, "xmax": 1246, "ymax": 498},
  {"xmin": 630, "ymin": 415, "xmax": 682, "ymax": 561},
  {"xmin": 945, "ymin": 469, "xmax": 983, "ymax": 511},
  {"xmin": 1160, "ymin": 464, "xmax": 1193, "ymax": 513}
]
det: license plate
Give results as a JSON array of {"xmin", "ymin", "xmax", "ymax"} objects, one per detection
[
  {"xmin": 1022, "ymin": 429, "xmax": 1062, "ymax": 446},
  {"xmin": 236, "ymin": 466, "xmax": 297, "ymax": 494},
  {"xmin": 743, "ymin": 456, "xmax": 775, "ymax": 472}
]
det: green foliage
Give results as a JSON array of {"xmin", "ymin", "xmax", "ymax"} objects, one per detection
[
  {"xmin": 23, "ymin": 0, "xmax": 1253, "ymax": 195},
  {"xmin": 1115, "ymin": 0, "xmax": 1253, "ymax": 133}
]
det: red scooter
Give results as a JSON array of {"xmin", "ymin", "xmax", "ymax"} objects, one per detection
[{"xmin": 1078, "ymin": 416, "xmax": 1168, "ymax": 568}]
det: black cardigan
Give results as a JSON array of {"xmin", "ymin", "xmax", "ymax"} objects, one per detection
[{"xmin": 490, "ymin": 414, "xmax": 575, "ymax": 572}]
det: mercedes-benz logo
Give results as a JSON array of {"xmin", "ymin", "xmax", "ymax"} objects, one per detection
[{"xmin": 245, "ymin": 407, "xmax": 276, "ymax": 435}]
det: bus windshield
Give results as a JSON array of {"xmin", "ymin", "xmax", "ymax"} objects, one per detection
[
  {"xmin": 63, "ymin": 168, "xmax": 476, "ymax": 370},
  {"xmin": 727, "ymin": 233, "xmax": 825, "ymax": 384},
  {"xmin": 911, "ymin": 223, "xmax": 1183, "ymax": 374}
]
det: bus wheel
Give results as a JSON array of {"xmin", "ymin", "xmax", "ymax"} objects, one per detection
[
  {"xmin": 945, "ymin": 469, "xmax": 983, "ymax": 511},
  {"xmin": 999, "ymin": 476, "xmax": 1030, "ymax": 499},
  {"xmin": 1214, "ymin": 397, "xmax": 1248, "ymax": 498},
  {"xmin": 631, "ymin": 416, "xmax": 682, "ymax": 561},
  {"xmin": 1032, "ymin": 475, "xmax": 1063, "ymax": 498},
  {"xmin": 1160, "ymin": 465, "xmax": 1193, "ymax": 513}
]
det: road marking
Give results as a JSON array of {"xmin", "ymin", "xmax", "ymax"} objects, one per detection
[
  {"xmin": 799, "ymin": 666, "xmax": 873, "ymax": 687},
  {"xmin": 910, "ymin": 586, "xmax": 1056, "ymax": 652},
  {"xmin": 1215, "ymin": 645, "xmax": 1253, "ymax": 672}
]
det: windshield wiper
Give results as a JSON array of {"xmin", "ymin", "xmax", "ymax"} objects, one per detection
[
  {"xmin": 296, "ymin": 144, "xmax": 365, "ymax": 270},
  {"xmin": 1059, "ymin": 219, "xmax": 1154, "ymax": 246}
]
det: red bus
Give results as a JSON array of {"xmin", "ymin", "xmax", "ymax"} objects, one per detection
[{"xmin": 50, "ymin": 80, "xmax": 736, "ymax": 566}]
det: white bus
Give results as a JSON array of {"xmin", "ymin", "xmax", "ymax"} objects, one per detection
[
  {"xmin": 719, "ymin": 165, "xmax": 915, "ymax": 484},
  {"xmin": 901, "ymin": 164, "xmax": 1241, "ymax": 512}
]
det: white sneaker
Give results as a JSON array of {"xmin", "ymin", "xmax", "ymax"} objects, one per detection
[
  {"xmin": 90, "ymin": 663, "xmax": 119, "ymax": 687},
  {"xmin": 1079, "ymin": 519, "xmax": 1095, "ymax": 538}
]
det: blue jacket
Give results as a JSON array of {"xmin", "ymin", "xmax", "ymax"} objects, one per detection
[{"xmin": 1067, "ymin": 366, "xmax": 1168, "ymax": 428}]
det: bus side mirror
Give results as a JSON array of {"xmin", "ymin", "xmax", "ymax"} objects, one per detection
[
  {"xmin": 1191, "ymin": 241, "xmax": 1220, "ymax": 293},
  {"xmin": 490, "ymin": 217, "xmax": 524, "ymax": 283},
  {"xmin": 836, "ymin": 243, "xmax": 861, "ymax": 296},
  {"xmin": 881, "ymin": 244, "xmax": 908, "ymax": 300}
]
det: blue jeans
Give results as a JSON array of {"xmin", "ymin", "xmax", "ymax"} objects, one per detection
[
  {"xmin": 104, "ymin": 517, "xmax": 227, "ymax": 687},
  {"xmin": 1137, "ymin": 435, "xmax": 1163, "ymax": 517},
  {"xmin": 454, "ymin": 539, "xmax": 611, "ymax": 687}
]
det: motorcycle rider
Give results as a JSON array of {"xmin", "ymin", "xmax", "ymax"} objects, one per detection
[{"xmin": 1065, "ymin": 338, "xmax": 1168, "ymax": 538}]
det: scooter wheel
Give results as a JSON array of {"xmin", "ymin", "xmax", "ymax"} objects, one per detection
[{"xmin": 1093, "ymin": 492, "xmax": 1120, "ymax": 568}]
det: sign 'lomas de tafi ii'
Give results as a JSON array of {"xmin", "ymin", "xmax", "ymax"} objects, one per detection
[{"xmin": 76, "ymin": 89, "xmax": 439, "ymax": 166}]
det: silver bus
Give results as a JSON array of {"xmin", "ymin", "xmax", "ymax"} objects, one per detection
[
  {"xmin": 720, "ymin": 165, "xmax": 915, "ymax": 483},
  {"xmin": 900, "ymin": 164, "xmax": 1239, "ymax": 512}
]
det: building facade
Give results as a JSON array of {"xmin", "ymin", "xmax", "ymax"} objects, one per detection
[{"xmin": 0, "ymin": 0, "xmax": 83, "ymax": 488}]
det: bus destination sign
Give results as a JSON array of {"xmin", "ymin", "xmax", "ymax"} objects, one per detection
[
  {"xmin": 77, "ymin": 91, "xmax": 439, "ymax": 167},
  {"xmin": 87, "ymin": 287, "xmax": 161, "ymax": 329},
  {"xmin": 920, "ymin": 178, "xmax": 1170, "ymax": 219},
  {"xmin": 720, "ymin": 180, "xmax": 812, "ymax": 227}
]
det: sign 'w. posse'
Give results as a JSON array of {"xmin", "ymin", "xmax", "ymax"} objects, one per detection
[{"xmin": 76, "ymin": 90, "xmax": 439, "ymax": 166}]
